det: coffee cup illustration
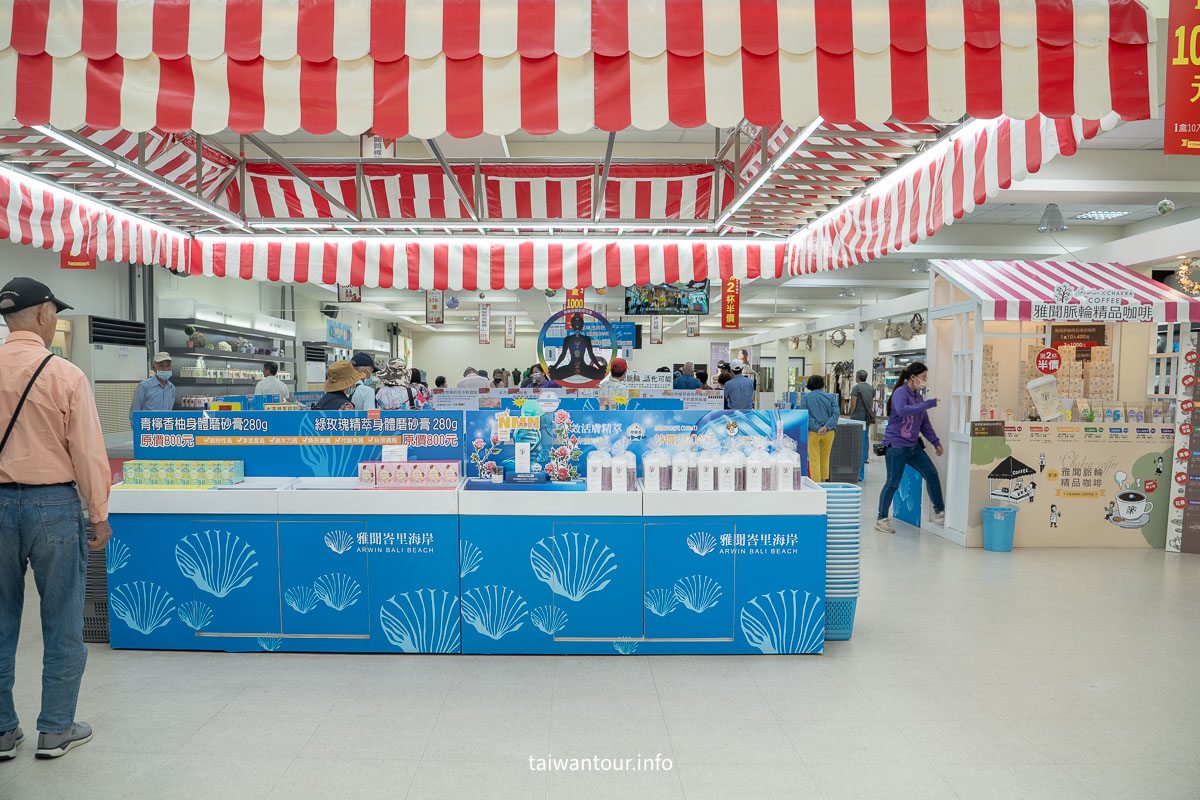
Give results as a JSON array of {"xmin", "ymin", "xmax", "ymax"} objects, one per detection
[{"xmin": 1116, "ymin": 490, "xmax": 1153, "ymax": 520}]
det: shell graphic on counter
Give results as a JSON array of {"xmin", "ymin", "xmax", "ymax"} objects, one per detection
[
  {"xmin": 110, "ymin": 581, "xmax": 175, "ymax": 635},
  {"xmin": 612, "ymin": 640, "xmax": 639, "ymax": 655},
  {"xmin": 177, "ymin": 601, "xmax": 214, "ymax": 631},
  {"xmin": 461, "ymin": 585, "xmax": 528, "ymax": 640},
  {"xmin": 175, "ymin": 530, "xmax": 259, "ymax": 598},
  {"xmin": 257, "ymin": 636, "xmax": 282, "ymax": 652},
  {"xmin": 324, "ymin": 529, "xmax": 355, "ymax": 555},
  {"xmin": 105, "ymin": 538, "xmax": 131, "ymax": 574},
  {"xmin": 313, "ymin": 573, "xmax": 362, "ymax": 611},
  {"xmin": 284, "ymin": 586, "xmax": 321, "ymax": 615},
  {"xmin": 686, "ymin": 532, "xmax": 717, "ymax": 557},
  {"xmin": 674, "ymin": 575, "xmax": 722, "ymax": 613},
  {"xmin": 643, "ymin": 589, "xmax": 679, "ymax": 617},
  {"xmin": 459, "ymin": 540, "xmax": 484, "ymax": 578},
  {"xmin": 529, "ymin": 532, "xmax": 617, "ymax": 602},
  {"xmin": 531, "ymin": 605, "xmax": 569, "ymax": 636},
  {"xmin": 739, "ymin": 590, "xmax": 825, "ymax": 655},
  {"xmin": 380, "ymin": 590, "xmax": 462, "ymax": 653}
]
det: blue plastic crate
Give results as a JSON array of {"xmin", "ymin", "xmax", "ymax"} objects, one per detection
[{"xmin": 824, "ymin": 596, "xmax": 857, "ymax": 641}]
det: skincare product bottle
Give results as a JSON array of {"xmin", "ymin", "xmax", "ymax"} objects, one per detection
[
  {"xmin": 718, "ymin": 449, "xmax": 738, "ymax": 492},
  {"xmin": 697, "ymin": 445, "xmax": 717, "ymax": 491},
  {"xmin": 747, "ymin": 446, "xmax": 767, "ymax": 492},
  {"xmin": 624, "ymin": 448, "xmax": 637, "ymax": 492},
  {"xmin": 611, "ymin": 442, "xmax": 628, "ymax": 493},
  {"xmin": 672, "ymin": 448, "xmax": 689, "ymax": 491}
]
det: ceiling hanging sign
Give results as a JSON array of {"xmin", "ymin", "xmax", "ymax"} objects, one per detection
[
  {"xmin": 650, "ymin": 314, "xmax": 664, "ymax": 345},
  {"xmin": 1166, "ymin": 0, "xmax": 1200, "ymax": 155},
  {"xmin": 426, "ymin": 290, "xmax": 444, "ymax": 325},
  {"xmin": 60, "ymin": 250, "xmax": 96, "ymax": 270},
  {"xmin": 479, "ymin": 304, "xmax": 491, "ymax": 345},
  {"xmin": 722, "ymin": 277, "xmax": 740, "ymax": 330},
  {"xmin": 337, "ymin": 284, "xmax": 362, "ymax": 303},
  {"xmin": 686, "ymin": 316, "xmax": 701, "ymax": 337},
  {"xmin": 565, "ymin": 288, "xmax": 586, "ymax": 310},
  {"xmin": 504, "ymin": 315, "xmax": 516, "ymax": 349}
]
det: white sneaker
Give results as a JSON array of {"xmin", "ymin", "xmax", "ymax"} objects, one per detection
[
  {"xmin": 931, "ymin": 511, "xmax": 945, "ymax": 525},
  {"xmin": 874, "ymin": 518, "xmax": 895, "ymax": 534}
]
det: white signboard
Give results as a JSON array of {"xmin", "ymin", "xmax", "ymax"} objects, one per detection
[
  {"xmin": 430, "ymin": 388, "xmax": 480, "ymax": 410},
  {"xmin": 1031, "ymin": 284, "xmax": 1151, "ymax": 322},
  {"xmin": 479, "ymin": 303, "xmax": 491, "ymax": 344}
]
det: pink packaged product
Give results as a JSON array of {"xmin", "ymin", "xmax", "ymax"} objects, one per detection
[
  {"xmin": 393, "ymin": 462, "xmax": 413, "ymax": 485},
  {"xmin": 377, "ymin": 461, "xmax": 406, "ymax": 487},
  {"xmin": 403, "ymin": 461, "xmax": 460, "ymax": 489},
  {"xmin": 358, "ymin": 462, "xmax": 377, "ymax": 487}
]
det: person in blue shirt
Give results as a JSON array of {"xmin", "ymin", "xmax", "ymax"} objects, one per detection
[
  {"xmin": 723, "ymin": 359, "xmax": 755, "ymax": 410},
  {"xmin": 349, "ymin": 352, "xmax": 377, "ymax": 411},
  {"xmin": 130, "ymin": 352, "xmax": 176, "ymax": 423},
  {"xmin": 672, "ymin": 362, "xmax": 703, "ymax": 390},
  {"xmin": 800, "ymin": 375, "xmax": 840, "ymax": 482}
]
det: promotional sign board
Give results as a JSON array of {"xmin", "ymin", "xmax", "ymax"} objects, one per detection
[
  {"xmin": 337, "ymin": 284, "xmax": 362, "ymax": 302},
  {"xmin": 504, "ymin": 315, "xmax": 516, "ymax": 348},
  {"xmin": 430, "ymin": 388, "xmax": 482, "ymax": 411},
  {"xmin": 325, "ymin": 319, "xmax": 352, "ymax": 347},
  {"xmin": 650, "ymin": 314, "xmax": 663, "ymax": 344},
  {"xmin": 686, "ymin": 315, "xmax": 700, "ymax": 337},
  {"xmin": 425, "ymin": 290, "xmax": 444, "ymax": 324},
  {"xmin": 479, "ymin": 303, "xmax": 491, "ymax": 344},
  {"xmin": 1166, "ymin": 0, "xmax": 1200, "ymax": 155},
  {"xmin": 721, "ymin": 277, "xmax": 740, "ymax": 329},
  {"xmin": 131, "ymin": 411, "xmax": 463, "ymax": 477},
  {"xmin": 61, "ymin": 250, "xmax": 96, "ymax": 269}
]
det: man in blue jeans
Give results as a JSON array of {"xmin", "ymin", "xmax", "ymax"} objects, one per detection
[{"xmin": 0, "ymin": 278, "xmax": 112, "ymax": 760}]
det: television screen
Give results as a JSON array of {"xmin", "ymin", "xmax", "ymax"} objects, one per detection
[{"xmin": 624, "ymin": 281, "xmax": 710, "ymax": 315}]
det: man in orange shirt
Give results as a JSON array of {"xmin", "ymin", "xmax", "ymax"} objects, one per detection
[{"xmin": 0, "ymin": 277, "xmax": 112, "ymax": 761}]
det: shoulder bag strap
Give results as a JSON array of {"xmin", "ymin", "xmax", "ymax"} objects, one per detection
[{"xmin": 0, "ymin": 353, "xmax": 55, "ymax": 459}]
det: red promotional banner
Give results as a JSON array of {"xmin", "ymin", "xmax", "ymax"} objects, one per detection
[
  {"xmin": 722, "ymin": 277, "xmax": 740, "ymax": 330},
  {"xmin": 1166, "ymin": 0, "xmax": 1200, "ymax": 154},
  {"xmin": 565, "ymin": 288, "xmax": 585, "ymax": 309},
  {"xmin": 61, "ymin": 251, "xmax": 96, "ymax": 270}
]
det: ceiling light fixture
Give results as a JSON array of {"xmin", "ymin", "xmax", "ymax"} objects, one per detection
[
  {"xmin": 910, "ymin": 259, "xmax": 931, "ymax": 273},
  {"xmin": 1037, "ymin": 203, "xmax": 1068, "ymax": 233},
  {"xmin": 1074, "ymin": 210, "xmax": 1132, "ymax": 221}
]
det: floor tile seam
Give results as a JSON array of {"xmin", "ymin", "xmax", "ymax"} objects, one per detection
[{"xmin": 929, "ymin": 761, "xmax": 1103, "ymax": 799}]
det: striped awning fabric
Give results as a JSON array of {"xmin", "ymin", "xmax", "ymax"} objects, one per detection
[
  {"xmin": 0, "ymin": 0, "xmax": 1158, "ymax": 136},
  {"xmin": 930, "ymin": 259, "xmax": 1200, "ymax": 324}
]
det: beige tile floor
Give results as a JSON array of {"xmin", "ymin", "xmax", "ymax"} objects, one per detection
[{"xmin": 2, "ymin": 467, "xmax": 1199, "ymax": 799}]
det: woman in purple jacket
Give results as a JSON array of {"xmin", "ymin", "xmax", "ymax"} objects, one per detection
[{"xmin": 876, "ymin": 362, "xmax": 946, "ymax": 533}]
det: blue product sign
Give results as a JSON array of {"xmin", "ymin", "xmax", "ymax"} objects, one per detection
[
  {"xmin": 132, "ymin": 411, "xmax": 464, "ymax": 477},
  {"xmin": 326, "ymin": 318, "xmax": 352, "ymax": 347}
]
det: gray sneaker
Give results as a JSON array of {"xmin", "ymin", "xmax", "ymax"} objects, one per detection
[
  {"xmin": 0, "ymin": 727, "xmax": 23, "ymax": 760},
  {"xmin": 35, "ymin": 723, "xmax": 91, "ymax": 759}
]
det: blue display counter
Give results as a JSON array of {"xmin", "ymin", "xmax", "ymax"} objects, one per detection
[{"xmin": 106, "ymin": 478, "xmax": 461, "ymax": 653}]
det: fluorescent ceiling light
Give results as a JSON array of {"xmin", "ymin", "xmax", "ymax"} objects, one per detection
[
  {"xmin": 716, "ymin": 117, "xmax": 824, "ymax": 229},
  {"xmin": 115, "ymin": 163, "xmax": 248, "ymax": 230},
  {"xmin": 1074, "ymin": 210, "xmax": 1132, "ymax": 221},
  {"xmin": 33, "ymin": 125, "xmax": 117, "ymax": 167}
]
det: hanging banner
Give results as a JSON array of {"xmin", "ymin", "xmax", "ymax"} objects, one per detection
[
  {"xmin": 722, "ymin": 277, "xmax": 740, "ymax": 329},
  {"xmin": 426, "ymin": 290, "xmax": 444, "ymax": 324},
  {"xmin": 650, "ymin": 314, "xmax": 663, "ymax": 344},
  {"xmin": 565, "ymin": 288, "xmax": 585, "ymax": 310},
  {"xmin": 60, "ymin": 251, "xmax": 96, "ymax": 270},
  {"xmin": 686, "ymin": 315, "xmax": 700, "ymax": 337},
  {"xmin": 478, "ymin": 303, "xmax": 491, "ymax": 344},
  {"xmin": 1166, "ymin": 0, "xmax": 1200, "ymax": 155},
  {"xmin": 504, "ymin": 315, "xmax": 516, "ymax": 348}
]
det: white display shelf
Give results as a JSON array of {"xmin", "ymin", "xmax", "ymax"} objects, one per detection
[
  {"xmin": 110, "ymin": 484, "xmax": 282, "ymax": 515},
  {"xmin": 281, "ymin": 476, "xmax": 460, "ymax": 515},
  {"xmin": 641, "ymin": 478, "xmax": 827, "ymax": 517}
]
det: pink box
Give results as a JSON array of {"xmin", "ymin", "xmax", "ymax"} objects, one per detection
[
  {"xmin": 358, "ymin": 462, "xmax": 377, "ymax": 487},
  {"xmin": 375, "ymin": 462, "xmax": 402, "ymax": 487}
]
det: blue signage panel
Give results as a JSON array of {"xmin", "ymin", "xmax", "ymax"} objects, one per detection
[
  {"xmin": 131, "ymin": 411, "xmax": 463, "ymax": 477},
  {"xmin": 542, "ymin": 318, "xmax": 636, "ymax": 349},
  {"xmin": 108, "ymin": 513, "xmax": 460, "ymax": 653},
  {"xmin": 326, "ymin": 318, "xmax": 352, "ymax": 347}
]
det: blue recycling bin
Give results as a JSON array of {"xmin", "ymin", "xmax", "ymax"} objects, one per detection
[{"xmin": 982, "ymin": 506, "xmax": 1018, "ymax": 551}]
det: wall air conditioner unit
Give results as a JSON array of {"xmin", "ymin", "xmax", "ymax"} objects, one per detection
[{"xmin": 62, "ymin": 316, "xmax": 150, "ymax": 443}]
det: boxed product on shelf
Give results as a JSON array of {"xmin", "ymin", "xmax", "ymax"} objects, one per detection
[
  {"xmin": 122, "ymin": 460, "xmax": 244, "ymax": 486},
  {"xmin": 981, "ymin": 360, "xmax": 1000, "ymax": 377},
  {"xmin": 982, "ymin": 344, "xmax": 994, "ymax": 359},
  {"xmin": 1090, "ymin": 346, "xmax": 1112, "ymax": 362},
  {"xmin": 358, "ymin": 462, "xmax": 377, "ymax": 487},
  {"xmin": 357, "ymin": 461, "xmax": 459, "ymax": 489}
]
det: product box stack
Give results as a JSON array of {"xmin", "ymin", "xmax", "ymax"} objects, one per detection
[
  {"xmin": 1056, "ymin": 346, "xmax": 1084, "ymax": 402},
  {"xmin": 358, "ymin": 461, "xmax": 460, "ymax": 489},
  {"xmin": 979, "ymin": 345, "xmax": 1001, "ymax": 419},
  {"xmin": 1084, "ymin": 346, "xmax": 1115, "ymax": 398},
  {"xmin": 1020, "ymin": 346, "xmax": 1041, "ymax": 419},
  {"xmin": 122, "ymin": 460, "xmax": 245, "ymax": 486}
]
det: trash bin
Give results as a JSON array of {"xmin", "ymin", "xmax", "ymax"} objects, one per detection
[{"xmin": 982, "ymin": 506, "xmax": 1018, "ymax": 551}]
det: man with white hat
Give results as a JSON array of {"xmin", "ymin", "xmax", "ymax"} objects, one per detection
[{"xmin": 130, "ymin": 351, "xmax": 176, "ymax": 420}]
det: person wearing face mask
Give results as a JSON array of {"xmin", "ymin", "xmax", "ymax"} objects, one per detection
[
  {"xmin": 131, "ymin": 352, "xmax": 176, "ymax": 422},
  {"xmin": 521, "ymin": 365, "xmax": 557, "ymax": 389},
  {"xmin": 875, "ymin": 362, "xmax": 945, "ymax": 534}
]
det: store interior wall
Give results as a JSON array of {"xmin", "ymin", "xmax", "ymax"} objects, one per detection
[{"xmin": 0, "ymin": 240, "xmax": 132, "ymax": 320}]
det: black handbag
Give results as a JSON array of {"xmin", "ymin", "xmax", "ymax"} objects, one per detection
[{"xmin": 873, "ymin": 442, "xmax": 888, "ymax": 457}]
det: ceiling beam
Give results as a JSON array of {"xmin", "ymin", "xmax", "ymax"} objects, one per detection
[
  {"xmin": 245, "ymin": 133, "xmax": 361, "ymax": 222},
  {"xmin": 426, "ymin": 138, "xmax": 479, "ymax": 222}
]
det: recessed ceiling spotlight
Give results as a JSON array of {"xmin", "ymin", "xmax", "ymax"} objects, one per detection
[{"xmin": 1074, "ymin": 210, "xmax": 1132, "ymax": 221}]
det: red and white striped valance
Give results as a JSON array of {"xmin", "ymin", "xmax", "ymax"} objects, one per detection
[
  {"xmin": 246, "ymin": 163, "xmax": 729, "ymax": 221},
  {"xmin": 188, "ymin": 237, "xmax": 789, "ymax": 291},
  {"xmin": 788, "ymin": 113, "xmax": 1118, "ymax": 275},
  {"xmin": 1, "ymin": 1, "xmax": 1157, "ymax": 136},
  {"xmin": 931, "ymin": 259, "xmax": 1200, "ymax": 324},
  {"xmin": 0, "ymin": 165, "xmax": 190, "ymax": 269}
]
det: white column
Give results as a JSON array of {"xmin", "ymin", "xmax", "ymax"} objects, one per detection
[{"xmin": 854, "ymin": 322, "xmax": 877, "ymax": 381}]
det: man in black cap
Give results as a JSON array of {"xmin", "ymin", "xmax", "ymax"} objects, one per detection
[
  {"xmin": 0, "ymin": 277, "xmax": 110, "ymax": 760},
  {"xmin": 348, "ymin": 352, "xmax": 377, "ymax": 411}
]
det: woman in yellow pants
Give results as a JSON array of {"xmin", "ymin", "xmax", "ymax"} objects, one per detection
[{"xmin": 800, "ymin": 375, "xmax": 840, "ymax": 482}]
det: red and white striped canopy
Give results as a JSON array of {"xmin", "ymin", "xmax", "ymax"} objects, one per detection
[
  {"xmin": 931, "ymin": 259, "xmax": 1200, "ymax": 324},
  {"xmin": 1, "ymin": 0, "xmax": 1157, "ymax": 136}
]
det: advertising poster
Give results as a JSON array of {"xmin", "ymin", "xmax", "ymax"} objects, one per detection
[
  {"xmin": 479, "ymin": 303, "xmax": 491, "ymax": 344},
  {"xmin": 650, "ymin": 314, "xmax": 663, "ymax": 344},
  {"xmin": 425, "ymin": 289, "xmax": 444, "ymax": 324},
  {"xmin": 325, "ymin": 319, "xmax": 352, "ymax": 347},
  {"xmin": 337, "ymin": 284, "xmax": 362, "ymax": 303},
  {"xmin": 1166, "ymin": 0, "xmax": 1200, "ymax": 155},
  {"xmin": 131, "ymin": 411, "xmax": 463, "ymax": 477},
  {"xmin": 565, "ymin": 288, "xmax": 585, "ymax": 309},
  {"xmin": 968, "ymin": 423, "xmax": 1173, "ymax": 547},
  {"xmin": 686, "ymin": 315, "xmax": 700, "ymax": 337},
  {"xmin": 504, "ymin": 314, "xmax": 516, "ymax": 348},
  {"xmin": 710, "ymin": 342, "xmax": 730, "ymax": 379},
  {"xmin": 722, "ymin": 276, "xmax": 740, "ymax": 329}
]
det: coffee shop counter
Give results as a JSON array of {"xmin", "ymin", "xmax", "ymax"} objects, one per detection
[{"xmin": 105, "ymin": 477, "xmax": 461, "ymax": 652}]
